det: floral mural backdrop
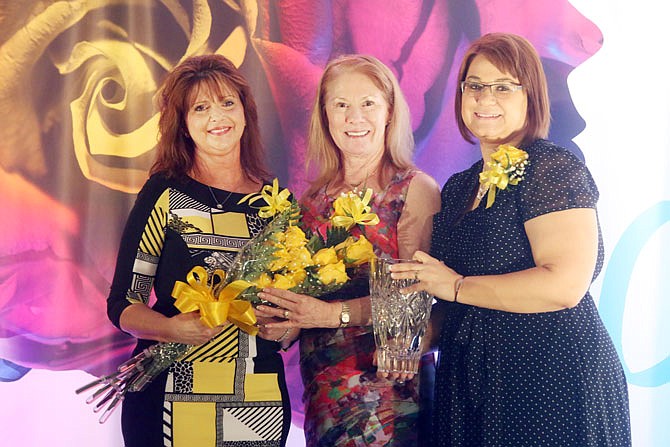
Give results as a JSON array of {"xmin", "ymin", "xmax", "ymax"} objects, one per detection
[{"xmin": 1, "ymin": 1, "xmax": 667, "ymax": 446}]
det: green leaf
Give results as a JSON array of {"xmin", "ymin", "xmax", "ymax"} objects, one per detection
[
  {"xmin": 305, "ymin": 232, "xmax": 326, "ymax": 253},
  {"xmin": 326, "ymin": 226, "xmax": 349, "ymax": 247}
]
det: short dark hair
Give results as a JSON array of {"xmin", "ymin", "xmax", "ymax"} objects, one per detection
[
  {"xmin": 455, "ymin": 33, "xmax": 551, "ymax": 146},
  {"xmin": 150, "ymin": 54, "xmax": 270, "ymax": 182}
]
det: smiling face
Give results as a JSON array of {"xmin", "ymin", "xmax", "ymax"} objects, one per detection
[
  {"xmin": 186, "ymin": 82, "xmax": 246, "ymax": 161},
  {"xmin": 324, "ymin": 70, "xmax": 390, "ymax": 161},
  {"xmin": 461, "ymin": 54, "xmax": 528, "ymax": 154}
]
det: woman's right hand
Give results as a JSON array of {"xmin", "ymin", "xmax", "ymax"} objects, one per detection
[
  {"xmin": 389, "ymin": 250, "xmax": 463, "ymax": 302},
  {"xmin": 165, "ymin": 311, "xmax": 223, "ymax": 345}
]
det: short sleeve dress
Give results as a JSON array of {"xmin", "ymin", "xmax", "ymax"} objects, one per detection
[{"xmin": 430, "ymin": 140, "xmax": 631, "ymax": 446}]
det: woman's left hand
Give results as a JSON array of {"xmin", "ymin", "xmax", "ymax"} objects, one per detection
[
  {"xmin": 390, "ymin": 250, "xmax": 462, "ymax": 302},
  {"xmin": 255, "ymin": 288, "xmax": 340, "ymax": 329}
]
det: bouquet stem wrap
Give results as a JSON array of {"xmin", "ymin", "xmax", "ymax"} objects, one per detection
[
  {"xmin": 74, "ymin": 342, "xmax": 190, "ymax": 424},
  {"xmin": 77, "ymin": 267, "xmax": 261, "ymax": 424}
]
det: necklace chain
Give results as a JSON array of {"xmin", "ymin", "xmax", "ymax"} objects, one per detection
[
  {"xmin": 207, "ymin": 185, "xmax": 234, "ymax": 210},
  {"xmin": 344, "ymin": 167, "xmax": 378, "ymax": 192},
  {"xmin": 346, "ymin": 180, "xmax": 364, "ymax": 192}
]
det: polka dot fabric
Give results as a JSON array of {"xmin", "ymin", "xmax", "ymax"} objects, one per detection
[{"xmin": 430, "ymin": 140, "xmax": 631, "ymax": 446}]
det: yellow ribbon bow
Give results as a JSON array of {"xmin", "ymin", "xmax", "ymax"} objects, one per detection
[
  {"xmin": 330, "ymin": 188, "xmax": 381, "ymax": 230},
  {"xmin": 479, "ymin": 144, "xmax": 529, "ymax": 209},
  {"xmin": 239, "ymin": 178, "xmax": 292, "ymax": 218},
  {"xmin": 171, "ymin": 266, "xmax": 258, "ymax": 336}
]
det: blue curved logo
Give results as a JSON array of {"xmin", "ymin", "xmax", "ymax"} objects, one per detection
[{"xmin": 599, "ymin": 201, "xmax": 670, "ymax": 387}]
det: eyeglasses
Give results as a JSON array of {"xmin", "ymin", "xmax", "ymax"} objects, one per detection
[{"xmin": 460, "ymin": 81, "xmax": 523, "ymax": 99}]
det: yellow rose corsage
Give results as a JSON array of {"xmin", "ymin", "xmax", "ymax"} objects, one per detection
[{"xmin": 478, "ymin": 144, "xmax": 529, "ymax": 208}]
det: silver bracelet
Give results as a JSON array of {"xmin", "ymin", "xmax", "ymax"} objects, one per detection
[{"xmin": 274, "ymin": 328, "xmax": 291, "ymax": 343}]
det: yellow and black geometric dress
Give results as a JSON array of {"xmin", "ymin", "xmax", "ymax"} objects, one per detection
[{"xmin": 107, "ymin": 174, "xmax": 290, "ymax": 447}]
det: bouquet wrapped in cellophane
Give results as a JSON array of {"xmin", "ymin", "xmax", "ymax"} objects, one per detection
[{"xmin": 77, "ymin": 179, "xmax": 378, "ymax": 423}]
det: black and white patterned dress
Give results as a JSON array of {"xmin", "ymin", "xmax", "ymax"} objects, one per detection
[
  {"xmin": 430, "ymin": 139, "xmax": 631, "ymax": 446},
  {"xmin": 107, "ymin": 174, "xmax": 290, "ymax": 447}
]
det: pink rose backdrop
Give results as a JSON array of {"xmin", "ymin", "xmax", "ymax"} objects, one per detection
[{"xmin": 4, "ymin": 1, "xmax": 665, "ymax": 446}]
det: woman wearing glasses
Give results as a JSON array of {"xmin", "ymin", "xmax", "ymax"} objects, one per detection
[{"xmin": 390, "ymin": 33, "xmax": 631, "ymax": 446}]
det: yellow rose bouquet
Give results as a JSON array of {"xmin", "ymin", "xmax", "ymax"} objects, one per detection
[
  {"xmin": 77, "ymin": 180, "xmax": 378, "ymax": 423},
  {"xmin": 228, "ymin": 181, "xmax": 378, "ymax": 301}
]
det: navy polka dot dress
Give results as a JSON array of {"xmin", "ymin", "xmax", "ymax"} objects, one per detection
[{"xmin": 430, "ymin": 139, "xmax": 631, "ymax": 446}]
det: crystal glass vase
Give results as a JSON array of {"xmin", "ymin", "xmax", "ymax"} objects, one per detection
[{"xmin": 369, "ymin": 257, "xmax": 433, "ymax": 374}]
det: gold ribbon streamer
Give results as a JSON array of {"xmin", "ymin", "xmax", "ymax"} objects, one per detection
[
  {"xmin": 239, "ymin": 178, "xmax": 292, "ymax": 218},
  {"xmin": 171, "ymin": 266, "xmax": 258, "ymax": 336},
  {"xmin": 331, "ymin": 188, "xmax": 380, "ymax": 230},
  {"xmin": 478, "ymin": 145, "xmax": 528, "ymax": 209},
  {"xmin": 485, "ymin": 185, "xmax": 497, "ymax": 209}
]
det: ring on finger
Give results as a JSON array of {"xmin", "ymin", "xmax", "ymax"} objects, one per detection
[{"xmin": 283, "ymin": 309, "xmax": 290, "ymax": 319}]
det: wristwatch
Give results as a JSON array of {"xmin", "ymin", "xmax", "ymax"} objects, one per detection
[{"xmin": 339, "ymin": 302, "xmax": 351, "ymax": 328}]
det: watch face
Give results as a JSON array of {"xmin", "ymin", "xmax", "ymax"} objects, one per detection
[{"xmin": 341, "ymin": 303, "xmax": 350, "ymax": 325}]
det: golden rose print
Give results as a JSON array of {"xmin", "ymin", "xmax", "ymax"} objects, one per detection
[{"xmin": 0, "ymin": 0, "xmax": 254, "ymax": 378}]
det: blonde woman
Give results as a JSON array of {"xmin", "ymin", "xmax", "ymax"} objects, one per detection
[{"xmin": 257, "ymin": 54, "xmax": 441, "ymax": 446}]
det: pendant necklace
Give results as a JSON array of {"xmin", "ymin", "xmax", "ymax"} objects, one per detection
[
  {"xmin": 208, "ymin": 185, "xmax": 234, "ymax": 210},
  {"xmin": 347, "ymin": 180, "xmax": 364, "ymax": 193},
  {"xmin": 345, "ymin": 167, "xmax": 378, "ymax": 193}
]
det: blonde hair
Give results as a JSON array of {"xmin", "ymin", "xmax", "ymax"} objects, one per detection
[{"xmin": 304, "ymin": 54, "xmax": 415, "ymax": 197}]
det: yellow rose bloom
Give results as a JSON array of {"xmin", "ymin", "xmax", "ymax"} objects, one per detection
[
  {"xmin": 312, "ymin": 247, "xmax": 339, "ymax": 266},
  {"xmin": 285, "ymin": 269, "xmax": 307, "ymax": 285},
  {"xmin": 334, "ymin": 236, "xmax": 354, "ymax": 253},
  {"xmin": 269, "ymin": 248, "xmax": 291, "ymax": 271},
  {"xmin": 331, "ymin": 192, "xmax": 356, "ymax": 218},
  {"xmin": 491, "ymin": 144, "xmax": 528, "ymax": 167},
  {"xmin": 344, "ymin": 234, "xmax": 375, "ymax": 266},
  {"xmin": 283, "ymin": 225, "xmax": 307, "ymax": 248},
  {"xmin": 253, "ymin": 272, "xmax": 273, "ymax": 288},
  {"xmin": 272, "ymin": 273, "xmax": 297, "ymax": 290},
  {"xmin": 318, "ymin": 261, "xmax": 349, "ymax": 285},
  {"xmin": 288, "ymin": 246, "xmax": 314, "ymax": 271},
  {"xmin": 273, "ymin": 231, "xmax": 286, "ymax": 244}
]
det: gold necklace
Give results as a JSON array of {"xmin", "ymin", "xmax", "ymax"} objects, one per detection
[
  {"xmin": 344, "ymin": 168, "xmax": 378, "ymax": 192},
  {"xmin": 346, "ymin": 180, "xmax": 364, "ymax": 192}
]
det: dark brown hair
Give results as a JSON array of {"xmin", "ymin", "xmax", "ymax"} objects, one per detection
[
  {"xmin": 455, "ymin": 33, "xmax": 551, "ymax": 146},
  {"xmin": 150, "ymin": 54, "xmax": 270, "ymax": 182}
]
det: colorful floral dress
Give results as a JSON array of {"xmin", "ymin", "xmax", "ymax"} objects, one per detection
[
  {"xmin": 107, "ymin": 174, "xmax": 290, "ymax": 447},
  {"xmin": 298, "ymin": 169, "xmax": 428, "ymax": 447}
]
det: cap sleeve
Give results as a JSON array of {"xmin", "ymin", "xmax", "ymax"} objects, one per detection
[{"xmin": 519, "ymin": 141, "xmax": 599, "ymax": 222}]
